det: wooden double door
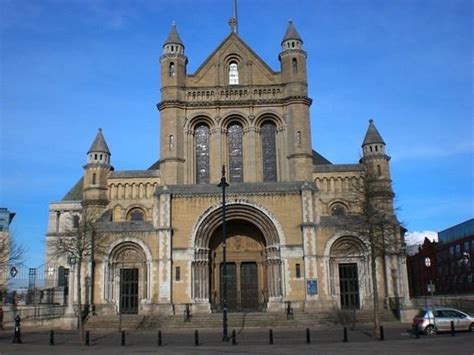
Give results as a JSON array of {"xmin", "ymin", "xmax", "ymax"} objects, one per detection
[{"xmin": 220, "ymin": 262, "xmax": 259, "ymax": 311}]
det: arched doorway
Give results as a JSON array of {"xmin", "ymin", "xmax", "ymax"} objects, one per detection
[
  {"xmin": 192, "ymin": 202, "xmax": 283, "ymax": 312},
  {"xmin": 328, "ymin": 236, "xmax": 369, "ymax": 309},
  {"xmin": 209, "ymin": 220, "xmax": 266, "ymax": 311},
  {"xmin": 105, "ymin": 242, "xmax": 149, "ymax": 314}
]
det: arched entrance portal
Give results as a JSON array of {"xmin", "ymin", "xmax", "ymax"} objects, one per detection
[
  {"xmin": 105, "ymin": 242, "xmax": 149, "ymax": 314},
  {"xmin": 209, "ymin": 220, "xmax": 266, "ymax": 311},
  {"xmin": 192, "ymin": 203, "xmax": 283, "ymax": 312}
]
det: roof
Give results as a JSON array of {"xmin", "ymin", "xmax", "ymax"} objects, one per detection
[
  {"xmin": 282, "ymin": 20, "xmax": 302, "ymax": 44},
  {"xmin": 88, "ymin": 128, "xmax": 110, "ymax": 154},
  {"xmin": 62, "ymin": 177, "xmax": 83, "ymax": 201},
  {"xmin": 312, "ymin": 150, "xmax": 332, "ymax": 165},
  {"xmin": 164, "ymin": 23, "xmax": 183, "ymax": 46},
  {"xmin": 362, "ymin": 119, "xmax": 385, "ymax": 146}
]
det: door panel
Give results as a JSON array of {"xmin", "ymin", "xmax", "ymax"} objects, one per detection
[
  {"xmin": 120, "ymin": 268, "xmax": 139, "ymax": 314},
  {"xmin": 339, "ymin": 263, "xmax": 360, "ymax": 309},
  {"xmin": 220, "ymin": 263, "xmax": 237, "ymax": 311},
  {"xmin": 241, "ymin": 262, "xmax": 258, "ymax": 311}
]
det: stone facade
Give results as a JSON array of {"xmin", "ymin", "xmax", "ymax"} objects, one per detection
[{"xmin": 45, "ymin": 22, "xmax": 409, "ymax": 316}]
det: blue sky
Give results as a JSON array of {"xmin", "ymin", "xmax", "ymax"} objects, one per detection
[{"xmin": 1, "ymin": 0, "xmax": 472, "ymax": 266}]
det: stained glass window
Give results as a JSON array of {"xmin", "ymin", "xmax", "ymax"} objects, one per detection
[
  {"xmin": 129, "ymin": 209, "xmax": 144, "ymax": 221},
  {"xmin": 261, "ymin": 122, "xmax": 277, "ymax": 182},
  {"xmin": 195, "ymin": 124, "xmax": 210, "ymax": 184},
  {"xmin": 228, "ymin": 123, "xmax": 243, "ymax": 182}
]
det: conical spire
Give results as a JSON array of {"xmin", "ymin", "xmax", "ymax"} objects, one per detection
[
  {"xmin": 164, "ymin": 22, "xmax": 183, "ymax": 46},
  {"xmin": 362, "ymin": 119, "xmax": 385, "ymax": 146},
  {"xmin": 88, "ymin": 128, "xmax": 110, "ymax": 154},
  {"xmin": 282, "ymin": 20, "xmax": 302, "ymax": 44}
]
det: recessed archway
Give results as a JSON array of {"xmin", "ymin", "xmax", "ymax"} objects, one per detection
[{"xmin": 192, "ymin": 203, "xmax": 283, "ymax": 311}]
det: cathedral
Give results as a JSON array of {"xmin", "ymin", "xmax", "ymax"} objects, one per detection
[{"xmin": 45, "ymin": 20, "xmax": 409, "ymax": 317}]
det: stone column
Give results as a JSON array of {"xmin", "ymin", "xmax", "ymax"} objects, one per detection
[
  {"xmin": 243, "ymin": 126, "xmax": 257, "ymax": 182},
  {"xmin": 300, "ymin": 182, "xmax": 319, "ymax": 306},
  {"xmin": 157, "ymin": 187, "xmax": 173, "ymax": 314}
]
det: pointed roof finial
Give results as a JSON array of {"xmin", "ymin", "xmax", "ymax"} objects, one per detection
[
  {"xmin": 362, "ymin": 119, "xmax": 385, "ymax": 146},
  {"xmin": 282, "ymin": 20, "xmax": 302, "ymax": 44},
  {"xmin": 164, "ymin": 21, "xmax": 183, "ymax": 46},
  {"xmin": 88, "ymin": 128, "xmax": 110, "ymax": 154}
]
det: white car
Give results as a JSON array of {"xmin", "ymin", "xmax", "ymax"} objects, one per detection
[{"xmin": 413, "ymin": 307, "xmax": 474, "ymax": 335}]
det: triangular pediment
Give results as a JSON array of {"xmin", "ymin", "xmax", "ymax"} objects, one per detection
[{"xmin": 187, "ymin": 32, "xmax": 280, "ymax": 87}]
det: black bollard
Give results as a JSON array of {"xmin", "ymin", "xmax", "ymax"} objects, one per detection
[
  {"xmin": 12, "ymin": 315, "xmax": 22, "ymax": 344},
  {"xmin": 85, "ymin": 330, "xmax": 90, "ymax": 346},
  {"xmin": 343, "ymin": 327, "xmax": 348, "ymax": 343},
  {"xmin": 414, "ymin": 325, "xmax": 419, "ymax": 339},
  {"xmin": 232, "ymin": 329, "xmax": 237, "ymax": 345},
  {"xmin": 121, "ymin": 330, "xmax": 126, "ymax": 346},
  {"xmin": 158, "ymin": 330, "xmax": 162, "ymax": 346},
  {"xmin": 306, "ymin": 328, "xmax": 311, "ymax": 344},
  {"xmin": 450, "ymin": 321, "xmax": 455, "ymax": 336},
  {"xmin": 379, "ymin": 326, "xmax": 384, "ymax": 341},
  {"xmin": 195, "ymin": 330, "xmax": 199, "ymax": 346},
  {"xmin": 50, "ymin": 330, "xmax": 55, "ymax": 345},
  {"xmin": 269, "ymin": 329, "xmax": 274, "ymax": 345}
]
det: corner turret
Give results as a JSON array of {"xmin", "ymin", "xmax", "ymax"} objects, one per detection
[
  {"xmin": 83, "ymin": 128, "xmax": 111, "ymax": 207},
  {"xmin": 279, "ymin": 21, "xmax": 307, "ymax": 93}
]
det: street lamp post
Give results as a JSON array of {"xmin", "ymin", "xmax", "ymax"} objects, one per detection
[
  {"xmin": 218, "ymin": 165, "xmax": 229, "ymax": 342},
  {"xmin": 424, "ymin": 257, "xmax": 434, "ymax": 306}
]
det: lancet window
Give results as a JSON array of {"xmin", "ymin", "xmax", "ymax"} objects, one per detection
[{"xmin": 195, "ymin": 124, "xmax": 210, "ymax": 184}]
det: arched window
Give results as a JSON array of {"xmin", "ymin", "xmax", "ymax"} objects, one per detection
[
  {"xmin": 169, "ymin": 62, "xmax": 175, "ymax": 77},
  {"xmin": 228, "ymin": 123, "xmax": 243, "ymax": 182},
  {"xmin": 92, "ymin": 173, "xmax": 96, "ymax": 185},
  {"xmin": 331, "ymin": 203, "xmax": 347, "ymax": 216},
  {"xmin": 292, "ymin": 58, "xmax": 298, "ymax": 73},
  {"xmin": 195, "ymin": 124, "xmax": 210, "ymax": 184},
  {"xmin": 261, "ymin": 122, "xmax": 277, "ymax": 182},
  {"xmin": 128, "ymin": 208, "xmax": 145, "ymax": 221},
  {"xmin": 229, "ymin": 62, "xmax": 239, "ymax": 85}
]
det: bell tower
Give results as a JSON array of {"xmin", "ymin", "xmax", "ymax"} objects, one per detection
[
  {"xmin": 158, "ymin": 22, "xmax": 188, "ymax": 184},
  {"xmin": 279, "ymin": 21, "xmax": 313, "ymax": 181}
]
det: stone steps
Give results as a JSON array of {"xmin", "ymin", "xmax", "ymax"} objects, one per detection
[{"xmin": 85, "ymin": 309, "xmax": 398, "ymax": 330}]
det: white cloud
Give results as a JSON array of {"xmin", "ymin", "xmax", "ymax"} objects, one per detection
[{"xmin": 405, "ymin": 230, "xmax": 438, "ymax": 246}]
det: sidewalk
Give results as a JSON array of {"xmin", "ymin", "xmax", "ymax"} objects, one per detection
[{"xmin": 0, "ymin": 324, "xmax": 472, "ymax": 354}]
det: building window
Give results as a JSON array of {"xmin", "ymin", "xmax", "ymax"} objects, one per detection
[
  {"xmin": 169, "ymin": 135, "xmax": 175, "ymax": 151},
  {"xmin": 175, "ymin": 266, "xmax": 181, "ymax": 281},
  {"xmin": 92, "ymin": 173, "xmax": 97, "ymax": 185},
  {"xmin": 292, "ymin": 58, "xmax": 298, "ymax": 73},
  {"xmin": 261, "ymin": 122, "xmax": 277, "ymax": 182},
  {"xmin": 195, "ymin": 124, "xmax": 210, "ymax": 184},
  {"xmin": 296, "ymin": 263, "xmax": 301, "ymax": 278},
  {"xmin": 228, "ymin": 123, "xmax": 243, "ymax": 182},
  {"xmin": 229, "ymin": 62, "xmax": 239, "ymax": 85},
  {"xmin": 73, "ymin": 215, "xmax": 80, "ymax": 228},
  {"xmin": 331, "ymin": 203, "xmax": 347, "ymax": 216},
  {"xmin": 377, "ymin": 164, "xmax": 382, "ymax": 176},
  {"xmin": 169, "ymin": 62, "xmax": 175, "ymax": 77},
  {"xmin": 128, "ymin": 208, "xmax": 145, "ymax": 221}
]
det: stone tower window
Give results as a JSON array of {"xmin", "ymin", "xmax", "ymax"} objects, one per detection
[
  {"xmin": 169, "ymin": 135, "xmax": 175, "ymax": 151},
  {"xmin": 292, "ymin": 58, "xmax": 298, "ymax": 73},
  {"xmin": 92, "ymin": 173, "xmax": 97, "ymax": 185},
  {"xmin": 377, "ymin": 164, "xmax": 382, "ymax": 176},
  {"xmin": 128, "ymin": 208, "xmax": 145, "ymax": 221},
  {"xmin": 228, "ymin": 123, "xmax": 243, "ymax": 182},
  {"xmin": 229, "ymin": 62, "xmax": 239, "ymax": 85},
  {"xmin": 261, "ymin": 122, "xmax": 277, "ymax": 182},
  {"xmin": 195, "ymin": 124, "xmax": 210, "ymax": 184},
  {"xmin": 169, "ymin": 62, "xmax": 175, "ymax": 77}
]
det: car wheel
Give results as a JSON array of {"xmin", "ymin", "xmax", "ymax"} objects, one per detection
[
  {"xmin": 469, "ymin": 323, "xmax": 473, "ymax": 332},
  {"xmin": 424, "ymin": 325, "xmax": 436, "ymax": 336}
]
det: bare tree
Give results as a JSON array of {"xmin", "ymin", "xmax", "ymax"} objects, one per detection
[
  {"xmin": 0, "ymin": 232, "xmax": 26, "ymax": 300},
  {"xmin": 346, "ymin": 168, "xmax": 404, "ymax": 336},
  {"xmin": 47, "ymin": 206, "xmax": 107, "ymax": 339}
]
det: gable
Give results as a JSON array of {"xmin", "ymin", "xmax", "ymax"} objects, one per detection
[{"xmin": 187, "ymin": 33, "xmax": 280, "ymax": 87}]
